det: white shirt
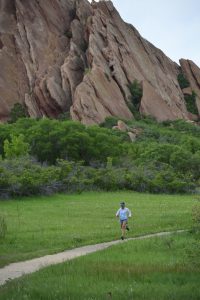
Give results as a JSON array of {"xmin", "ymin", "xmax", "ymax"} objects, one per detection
[{"xmin": 116, "ymin": 207, "xmax": 131, "ymax": 220}]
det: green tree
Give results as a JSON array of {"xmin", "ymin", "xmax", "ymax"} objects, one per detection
[
  {"xmin": 9, "ymin": 103, "xmax": 27, "ymax": 123},
  {"xmin": 4, "ymin": 134, "xmax": 30, "ymax": 159},
  {"xmin": 128, "ymin": 80, "xmax": 143, "ymax": 111}
]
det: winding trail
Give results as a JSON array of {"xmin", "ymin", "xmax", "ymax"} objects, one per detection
[{"xmin": 0, "ymin": 230, "xmax": 186, "ymax": 286}]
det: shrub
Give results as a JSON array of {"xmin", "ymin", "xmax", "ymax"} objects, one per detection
[
  {"xmin": 0, "ymin": 157, "xmax": 62, "ymax": 197},
  {"xmin": 9, "ymin": 103, "xmax": 27, "ymax": 123},
  {"xmin": 92, "ymin": 167, "xmax": 126, "ymax": 191},
  {"xmin": 177, "ymin": 73, "xmax": 190, "ymax": 89},
  {"xmin": 57, "ymin": 112, "xmax": 71, "ymax": 121},
  {"xmin": 184, "ymin": 91, "xmax": 199, "ymax": 115},
  {"xmin": 128, "ymin": 80, "xmax": 143, "ymax": 117},
  {"xmin": 0, "ymin": 118, "xmax": 200, "ymax": 197},
  {"xmin": 100, "ymin": 116, "xmax": 119, "ymax": 129},
  {"xmin": 4, "ymin": 134, "xmax": 30, "ymax": 159},
  {"xmin": 0, "ymin": 155, "xmax": 196, "ymax": 199},
  {"xmin": 127, "ymin": 103, "xmax": 141, "ymax": 120},
  {"xmin": 169, "ymin": 148, "xmax": 191, "ymax": 173}
]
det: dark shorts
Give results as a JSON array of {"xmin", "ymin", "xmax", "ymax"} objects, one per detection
[{"xmin": 120, "ymin": 219, "xmax": 127, "ymax": 225}]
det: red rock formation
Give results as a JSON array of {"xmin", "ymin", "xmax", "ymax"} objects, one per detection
[
  {"xmin": 179, "ymin": 59, "xmax": 200, "ymax": 114},
  {"xmin": 0, "ymin": 0, "xmax": 199, "ymax": 124}
]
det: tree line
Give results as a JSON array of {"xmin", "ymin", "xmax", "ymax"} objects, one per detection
[{"xmin": 0, "ymin": 116, "xmax": 200, "ymax": 198}]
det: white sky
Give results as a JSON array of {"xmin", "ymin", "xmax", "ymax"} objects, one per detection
[{"xmin": 89, "ymin": 0, "xmax": 200, "ymax": 67}]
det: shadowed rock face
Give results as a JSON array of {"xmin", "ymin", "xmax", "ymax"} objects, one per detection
[
  {"xmin": 0, "ymin": 0, "xmax": 199, "ymax": 123},
  {"xmin": 180, "ymin": 59, "xmax": 200, "ymax": 114}
]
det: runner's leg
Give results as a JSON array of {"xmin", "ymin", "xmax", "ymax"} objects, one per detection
[{"xmin": 121, "ymin": 221, "xmax": 127, "ymax": 239}]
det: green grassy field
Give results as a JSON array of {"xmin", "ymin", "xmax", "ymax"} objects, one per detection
[
  {"xmin": 0, "ymin": 192, "xmax": 196, "ymax": 267},
  {"xmin": 0, "ymin": 232, "xmax": 199, "ymax": 300}
]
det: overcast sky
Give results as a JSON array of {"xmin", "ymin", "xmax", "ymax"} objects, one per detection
[{"xmin": 89, "ymin": 0, "xmax": 200, "ymax": 67}]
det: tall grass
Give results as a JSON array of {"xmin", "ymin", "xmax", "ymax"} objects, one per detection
[
  {"xmin": 0, "ymin": 191, "xmax": 196, "ymax": 267},
  {"xmin": 0, "ymin": 215, "xmax": 7, "ymax": 239},
  {"xmin": 0, "ymin": 233, "xmax": 199, "ymax": 299}
]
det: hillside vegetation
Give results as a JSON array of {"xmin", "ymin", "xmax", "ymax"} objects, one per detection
[{"xmin": 0, "ymin": 117, "xmax": 200, "ymax": 197}]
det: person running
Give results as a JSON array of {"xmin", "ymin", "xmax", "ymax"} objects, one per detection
[{"xmin": 116, "ymin": 202, "xmax": 131, "ymax": 240}]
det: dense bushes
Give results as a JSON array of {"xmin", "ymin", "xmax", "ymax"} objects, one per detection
[
  {"xmin": 4, "ymin": 134, "xmax": 30, "ymax": 158},
  {"xmin": 0, "ymin": 119, "xmax": 127, "ymax": 164},
  {"xmin": 0, "ymin": 117, "xmax": 200, "ymax": 198},
  {"xmin": 0, "ymin": 156, "xmax": 195, "ymax": 198},
  {"xmin": 0, "ymin": 158, "xmax": 89, "ymax": 197},
  {"xmin": 0, "ymin": 157, "xmax": 60, "ymax": 197}
]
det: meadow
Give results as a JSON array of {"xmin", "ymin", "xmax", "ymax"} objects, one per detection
[
  {"xmin": 0, "ymin": 232, "xmax": 199, "ymax": 300},
  {"xmin": 0, "ymin": 191, "xmax": 196, "ymax": 267}
]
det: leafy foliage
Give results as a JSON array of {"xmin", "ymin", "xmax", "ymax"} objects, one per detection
[
  {"xmin": 4, "ymin": 134, "xmax": 30, "ymax": 159},
  {"xmin": 128, "ymin": 80, "xmax": 143, "ymax": 107},
  {"xmin": 177, "ymin": 73, "xmax": 190, "ymax": 89},
  {"xmin": 57, "ymin": 111, "xmax": 71, "ymax": 121},
  {"xmin": 9, "ymin": 103, "xmax": 27, "ymax": 123},
  {"xmin": 184, "ymin": 91, "xmax": 199, "ymax": 115},
  {"xmin": 0, "ymin": 117, "xmax": 200, "ymax": 197},
  {"xmin": 100, "ymin": 116, "xmax": 120, "ymax": 129},
  {"xmin": 128, "ymin": 80, "xmax": 143, "ymax": 117}
]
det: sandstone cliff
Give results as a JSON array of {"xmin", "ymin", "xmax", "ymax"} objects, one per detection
[
  {"xmin": 0, "ymin": 0, "xmax": 200, "ymax": 124},
  {"xmin": 180, "ymin": 59, "xmax": 200, "ymax": 114}
]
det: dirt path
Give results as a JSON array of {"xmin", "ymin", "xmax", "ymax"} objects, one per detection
[{"xmin": 0, "ymin": 230, "xmax": 186, "ymax": 286}]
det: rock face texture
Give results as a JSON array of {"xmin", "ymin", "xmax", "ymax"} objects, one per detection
[
  {"xmin": 180, "ymin": 59, "xmax": 200, "ymax": 114},
  {"xmin": 0, "ymin": 0, "xmax": 199, "ymax": 124}
]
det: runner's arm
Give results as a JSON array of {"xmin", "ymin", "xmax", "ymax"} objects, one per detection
[{"xmin": 116, "ymin": 209, "xmax": 120, "ymax": 217}]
